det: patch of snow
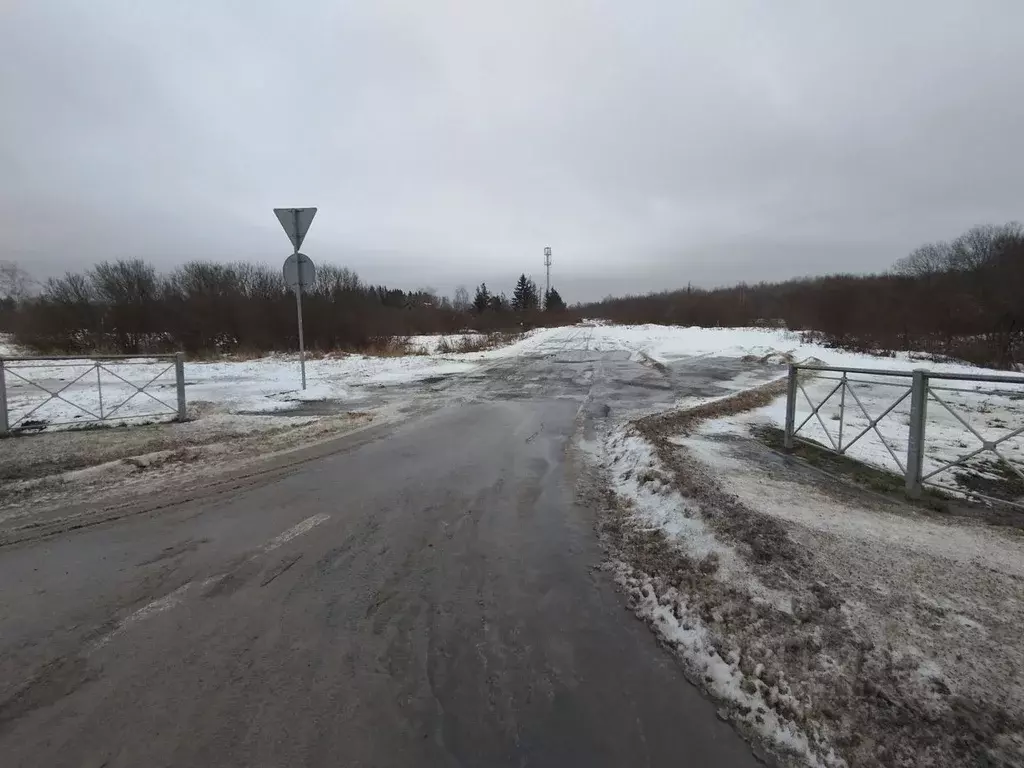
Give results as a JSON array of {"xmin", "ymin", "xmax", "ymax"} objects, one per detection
[
  {"xmin": 0, "ymin": 332, "xmax": 20, "ymax": 356},
  {"xmin": 687, "ymin": 433, "xmax": 1024, "ymax": 579},
  {"xmin": 592, "ymin": 345, "xmax": 1024, "ymax": 765},
  {"xmin": 407, "ymin": 333, "xmax": 486, "ymax": 354},
  {"xmin": 7, "ymin": 325, "xmax": 1021, "ymax": 456}
]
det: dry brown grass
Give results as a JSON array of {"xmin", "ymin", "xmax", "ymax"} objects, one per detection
[
  {"xmin": 176, "ymin": 332, "xmax": 524, "ymax": 361},
  {"xmin": 436, "ymin": 331, "xmax": 522, "ymax": 355},
  {"xmin": 636, "ymin": 376, "xmax": 789, "ymax": 442},
  {"xmin": 357, "ymin": 336, "xmax": 426, "ymax": 357}
]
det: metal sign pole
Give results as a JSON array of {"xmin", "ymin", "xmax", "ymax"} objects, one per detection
[
  {"xmin": 275, "ymin": 206, "xmax": 316, "ymax": 391},
  {"xmin": 293, "ymin": 210, "xmax": 307, "ymax": 390},
  {"xmin": 0, "ymin": 359, "xmax": 9, "ymax": 437}
]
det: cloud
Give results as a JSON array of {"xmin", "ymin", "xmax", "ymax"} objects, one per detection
[{"xmin": 2, "ymin": 0, "xmax": 1023, "ymax": 300}]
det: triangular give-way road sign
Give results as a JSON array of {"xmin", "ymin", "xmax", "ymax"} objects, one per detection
[{"xmin": 274, "ymin": 207, "xmax": 317, "ymax": 251}]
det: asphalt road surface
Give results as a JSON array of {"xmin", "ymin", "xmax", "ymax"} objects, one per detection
[{"xmin": 0, "ymin": 338, "xmax": 769, "ymax": 767}]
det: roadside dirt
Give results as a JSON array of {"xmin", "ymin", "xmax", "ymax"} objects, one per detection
[
  {"xmin": 1, "ymin": 403, "xmax": 292, "ymax": 483},
  {"xmin": 0, "ymin": 404, "xmax": 375, "ymax": 523},
  {"xmin": 598, "ymin": 379, "xmax": 1024, "ymax": 767}
]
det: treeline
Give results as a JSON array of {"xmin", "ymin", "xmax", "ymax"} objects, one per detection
[
  {"xmin": 1, "ymin": 261, "xmax": 572, "ymax": 355},
  {"xmin": 578, "ymin": 222, "xmax": 1024, "ymax": 369},
  {"xmin": 4, "ymin": 222, "xmax": 1022, "ymax": 367}
]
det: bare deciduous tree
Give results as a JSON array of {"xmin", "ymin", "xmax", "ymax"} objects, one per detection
[
  {"xmin": 0, "ymin": 261, "xmax": 33, "ymax": 301},
  {"xmin": 893, "ymin": 242, "xmax": 953, "ymax": 276},
  {"xmin": 577, "ymin": 221, "xmax": 1024, "ymax": 370}
]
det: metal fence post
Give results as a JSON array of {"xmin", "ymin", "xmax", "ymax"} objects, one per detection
[
  {"xmin": 837, "ymin": 373, "xmax": 847, "ymax": 452},
  {"xmin": 96, "ymin": 362, "xmax": 104, "ymax": 419},
  {"xmin": 0, "ymin": 359, "xmax": 8, "ymax": 437},
  {"xmin": 175, "ymin": 353, "xmax": 187, "ymax": 422},
  {"xmin": 906, "ymin": 369, "xmax": 929, "ymax": 498},
  {"xmin": 784, "ymin": 364, "xmax": 798, "ymax": 450}
]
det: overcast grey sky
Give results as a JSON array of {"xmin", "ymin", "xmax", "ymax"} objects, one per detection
[{"xmin": 2, "ymin": 1, "xmax": 1023, "ymax": 301}]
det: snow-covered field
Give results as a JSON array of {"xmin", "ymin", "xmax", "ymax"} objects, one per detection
[
  {"xmin": 783, "ymin": 370, "xmax": 1024, "ymax": 499},
  {"xmin": 0, "ymin": 330, "xmax": 532, "ymax": 432},
  {"xmin": 0, "ymin": 347, "xmax": 480, "ymax": 431}
]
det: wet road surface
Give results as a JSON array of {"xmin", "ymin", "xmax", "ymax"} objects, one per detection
[{"xmin": 0, "ymin": 338, "xmax": 773, "ymax": 767}]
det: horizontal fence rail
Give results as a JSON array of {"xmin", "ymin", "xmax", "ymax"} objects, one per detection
[
  {"xmin": 784, "ymin": 363, "xmax": 1024, "ymax": 508},
  {"xmin": 0, "ymin": 353, "xmax": 186, "ymax": 436}
]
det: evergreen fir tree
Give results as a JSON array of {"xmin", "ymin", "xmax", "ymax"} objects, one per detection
[
  {"xmin": 472, "ymin": 283, "xmax": 490, "ymax": 313},
  {"xmin": 512, "ymin": 274, "xmax": 539, "ymax": 311},
  {"xmin": 544, "ymin": 287, "xmax": 566, "ymax": 312}
]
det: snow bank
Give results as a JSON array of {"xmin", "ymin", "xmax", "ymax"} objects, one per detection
[{"xmin": 601, "ymin": 424, "xmax": 838, "ymax": 765}]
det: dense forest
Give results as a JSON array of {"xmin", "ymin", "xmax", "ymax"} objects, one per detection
[{"xmin": 1, "ymin": 222, "xmax": 1022, "ymax": 369}]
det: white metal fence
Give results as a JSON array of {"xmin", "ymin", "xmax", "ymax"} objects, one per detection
[
  {"xmin": 0, "ymin": 354, "xmax": 186, "ymax": 436},
  {"xmin": 783, "ymin": 364, "xmax": 1024, "ymax": 506}
]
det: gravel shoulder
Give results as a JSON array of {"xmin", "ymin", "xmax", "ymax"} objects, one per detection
[{"xmin": 1, "ymin": 404, "xmax": 315, "ymax": 483}]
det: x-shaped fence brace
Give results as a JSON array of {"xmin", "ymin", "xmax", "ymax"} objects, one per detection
[
  {"xmin": 793, "ymin": 372, "xmax": 1024, "ymax": 490},
  {"xmin": 793, "ymin": 374, "xmax": 911, "ymax": 474},
  {"xmin": 6, "ymin": 361, "xmax": 177, "ymax": 430},
  {"xmin": 922, "ymin": 388, "xmax": 1024, "ymax": 487}
]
